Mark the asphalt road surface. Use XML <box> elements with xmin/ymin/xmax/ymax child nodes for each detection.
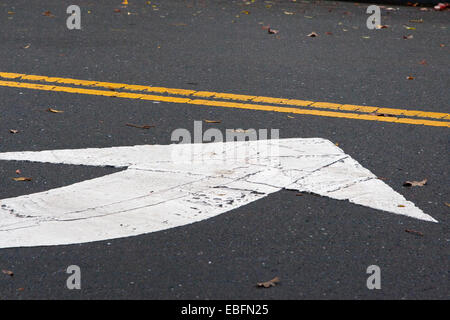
<box><xmin>0</xmin><ymin>0</ymin><xmax>448</xmax><ymax>300</ymax></box>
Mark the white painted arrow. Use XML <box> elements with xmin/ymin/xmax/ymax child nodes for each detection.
<box><xmin>0</xmin><ymin>138</ymin><xmax>436</xmax><ymax>248</ymax></box>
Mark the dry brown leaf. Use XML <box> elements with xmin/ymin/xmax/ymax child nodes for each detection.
<box><xmin>13</xmin><ymin>177</ymin><xmax>32</xmax><ymax>182</ymax></box>
<box><xmin>405</xmin><ymin>229</ymin><xmax>424</xmax><ymax>236</ymax></box>
<box><xmin>204</xmin><ymin>120</ymin><xmax>221</xmax><ymax>123</ymax></box>
<box><xmin>126</xmin><ymin>123</ymin><xmax>155</xmax><ymax>129</ymax></box>
<box><xmin>284</xmin><ymin>11</ymin><xmax>294</xmax><ymax>15</ymax></box>
<box><xmin>15</xmin><ymin>169</ymin><xmax>21</xmax><ymax>175</ymax></box>
<box><xmin>24</xmin><ymin>44</ymin><xmax>31</xmax><ymax>49</ymax></box>
<box><xmin>295</xmin><ymin>193</ymin><xmax>303</xmax><ymax>196</ymax></box>
<box><xmin>42</xmin><ymin>11</ymin><xmax>54</xmax><ymax>17</ymax></box>
<box><xmin>47</xmin><ymin>108</ymin><xmax>64</xmax><ymax>113</ymax></box>
<box><xmin>419</xmin><ymin>59</ymin><xmax>427</xmax><ymax>65</ymax></box>
<box><xmin>398</xmin><ymin>204</ymin><xmax>405</xmax><ymax>207</ymax></box>
<box><xmin>445</xmin><ymin>202</ymin><xmax>450</xmax><ymax>207</ymax></box>
<box><xmin>10</xmin><ymin>129</ymin><xmax>19</xmax><ymax>134</ymax></box>
<box><xmin>307</xmin><ymin>32</ymin><xmax>318</xmax><ymax>37</ymax></box>
<box><xmin>2</xmin><ymin>270</ymin><xmax>14</xmax><ymax>276</ymax></box>
<box><xmin>325</xmin><ymin>32</ymin><xmax>333</xmax><ymax>35</ymax></box>
<box><xmin>409</xmin><ymin>19</ymin><xmax>423</xmax><ymax>23</ymax></box>
<box><xmin>257</xmin><ymin>276</ymin><xmax>280</xmax><ymax>288</ymax></box>
<box><xmin>403</xmin><ymin>35</ymin><xmax>414</xmax><ymax>40</ymax></box>
<box><xmin>376</xmin><ymin>25</ymin><xmax>389</xmax><ymax>29</ymax></box>
<box><xmin>406</xmin><ymin>76</ymin><xmax>415</xmax><ymax>80</ymax></box>
<box><xmin>268</xmin><ymin>28</ymin><xmax>279</xmax><ymax>34</ymax></box>
<box><xmin>403</xmin><ymin>179</ymin><xmax>427</xmax><ymax>187</ymax></box>
<box><xmin>439</xmin><ymin>44</ymin><xmax>445</xmax><ymax>48</ymax></box>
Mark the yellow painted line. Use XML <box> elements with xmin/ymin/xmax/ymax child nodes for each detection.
<box><xmin>0</xmin><ymin>72</ymin><xmax>449</xmax><ymax>121</ymax></box>
<box><xmin>0</xmin><ymin>80</ymin><xmax>449</xmax><ymax>128</ymax></box>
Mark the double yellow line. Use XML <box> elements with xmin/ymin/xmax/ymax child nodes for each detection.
<box><xmin>0</xmin><ymin>72</ymin><xmax>449</xmax><ymax>127</ymax></box>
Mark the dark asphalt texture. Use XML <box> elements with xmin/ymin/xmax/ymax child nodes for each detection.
<box><xmin>0</xmin><ymin>0</ymin><xmax>448</xmax><ymax>299</ymax></box>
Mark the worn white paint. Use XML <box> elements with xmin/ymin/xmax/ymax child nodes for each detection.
<box><xmin>0</xmin><ymin>138</ymin><xmax>437</xmax><ymax>248</ymax></box>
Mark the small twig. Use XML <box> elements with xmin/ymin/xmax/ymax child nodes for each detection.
<box><xmin>126</xmin><ymin>123</ymin><xmax>155</xmax><ymax>129</ymax></box>
<box><xmin>405</xmin><ymin>229</ymin><xmax>424</xmax><ymax>237</ymax></box>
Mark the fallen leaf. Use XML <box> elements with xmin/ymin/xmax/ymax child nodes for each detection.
<box><xmin>15</xmin><ymin>169</ymin><xmax>21</xmax><ymax>175</ymax></box>
<box><xmin>376</xmin><ymin>25</ymin><xmax>389</xmax><ymax>29</ymax></box>
<box><xmin>434</xmin><ymin>3</ymin><xmax>449</xmax><ymax>10</ymax></box>
<box><xmin>406</xmin><ymin>76</ymin><xmax>415</xmax><ymax>80</ymax></box>
<box><xmin>403</xmin><ymin>179</ymin><xmax>427</xmax><ymax>187</ymax></box>
<box><xmin>257</xmin><ymin>276</ymin><xmax>280</xmax><ymax>288</ymax></box>
<box><xmin>42</xmin><ymin>11</ymin><xmax>54</xmax><ymax>17</ymax></box>
<box><xmin>114</xmin><ymin>9</ymin><xmax>121</xmax><ymax>13</ymax></box>
<box><xmin>398</xmin><ymin>204</ymin><xmax>405</xmax><ymax>207</ymax></box>
<box><xmin>409</xmin><ymin>19</ymin><xmax>423</xmax><ymax>23</ymax></box>
<box><xmin>307</xmin><ymin>32</ymin><xmax>318</xmax><ymax>37</ymax></box>
<box><xmin>419</xmin><ymin>59</ymin><xmax>427</xmax><ymax>65</ymax></box>
<box><xmin>405</xmin><ymin>229</ymin><xmax>424</xmax><ymax>236</ymax></box>
<box><xmin>284</xmin><ymin>11</ymin><xmax>295</xmax><ymax>15</ymax></box>
<box><xmin>295</xmin><ymin>193</ymin><xmax>303</xmax><ymax>196</ymax></box>
<box><xmin>126</xmin><ymin>123</ymin><xmax>155</xmax><ymax>129</ymax></box>
<box><xmin>268</xmin><ymin>28</ymin><xmax>279</xmax><ymax>34</ymax></box>
<box><xmin>10</xmin><ymin>129</ymin><xmax>19</xmax><ymax>134</ymax></box>
<box><xmin>439</xmin><ymin>44</ymin><xmax>445</xmax><ymax>47</ymax></box>
<box><xmin>404</xmin><ymin>26</ymin><xmax>416</xmax><ymax>30</ymax></box>
<box><xmin>13</xmin><ymin>177</ymin><xmax>32</xmax><ymax>182</ymax></box>
<box><xmin>204</xmin><ymin>120</ymin><xmax>221</xmax><ymax>123</ymax></box>
<box><xmin>241</xmin><ymin>10</ymin><xmax>250</xmax><ymax>15</ymax></box>
<box><xmin>445</xmin><ymin>202</ymin><xmax>450</xmax><ymax>207</ymax></box>
<box><xmin>2</xmin><ymin>270</ymin><xmax>13</xmax><ymax>276</ymax></box>
<box><xmin>325</xmin><ymin>32</ymin><xmax>333</xmax><ymax>35</ymax></box>
<box><xmin>287</xmin><ymin>115</ymin><xmax>295</xmax><ymax>118</ymax></box>
<box><xmin>8</xmin><ymin>11</ymin><xmax>14</xmax><ymax>15</ymax></box>
<box><xmin>403</xmin><ymin>35</ymin><xmax>413</xmax><ymax>40</ymax></box>
<box><xmin>362</xmin><ymin>36</ymin><xmax>370</xmax><ymax>39</ymax></box>
<box><xmin>420</xmin><ymin>7</ymin><xmax>430</xmax><ymax>11</ymax></box>
<box><xmin>17</xmin><ymin>288</ymin><xmax>24</xmax><ymax>292</ymax></box>
<box><xmin>23</xmin><ymin>44</ymin><xmax>31</xmax><ymax>49</ymax></box>
<box><xmin>47</xmin><ymin>108</ymin><xmax>64</xmax><ymax>113</ymax></box>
